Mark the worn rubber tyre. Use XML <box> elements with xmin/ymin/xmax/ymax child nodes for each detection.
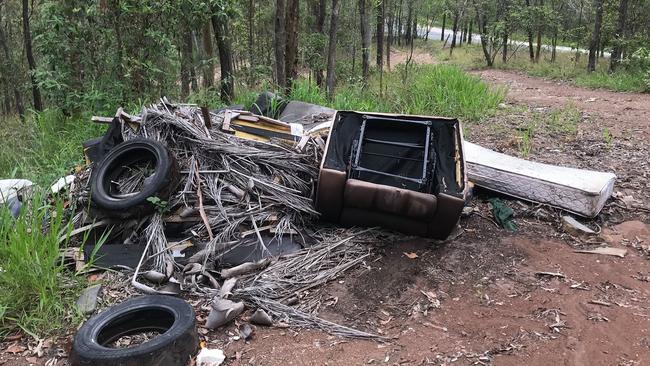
<box><xmin>70</xmin><ymin>295</ymin><xmax>198</xmax><ymax>366</ymax></box>
<box><xmin>90</xmin><ymin>138</ymin><xmax>179</xmax><ymax>215</ymax></box>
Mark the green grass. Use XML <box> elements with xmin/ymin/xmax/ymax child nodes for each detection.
<box><xmin>0</xmin><ymin>194</ymin><xmax>86</xmax><ymax>338</ymax></box>
<box><xmin>286</xmin><ymin>63</ymin><xmax>505</xmax><ymax>122</ymax></box>
<box><xmin>0</xmin><ymin>110</ymin><xmax>104</xmax><ymax>186</ymax></box>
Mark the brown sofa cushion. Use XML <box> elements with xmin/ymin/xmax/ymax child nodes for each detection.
<box><xmin>343</xmin><ymin>179</ymin><xmax>437</xmax><ymax>220</ymax></box>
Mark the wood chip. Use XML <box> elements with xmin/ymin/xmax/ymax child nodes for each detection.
<box><xmin>535</xmin><ymin>271</ymin><xmax>566</xmax><ymax>278</ymax></box>
<box><xmin>588</xmin><ymin>300</ymin><xmax>612</xmax><ymax>307</ymax></box>
<box><xmin>574</xmin><ymin>247</ymin><xmax>627</xmax><ymax>258</ymax></box>
<box><xmin>404</xmin><ymin>252</ymin><xmax>419</xmax><ymax>259</ymax></box>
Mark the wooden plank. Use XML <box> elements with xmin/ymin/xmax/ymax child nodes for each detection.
<box><xmin>91</xmin><ymin>116</ymin><xmax>114</xmax><ymax>124</ymax></box>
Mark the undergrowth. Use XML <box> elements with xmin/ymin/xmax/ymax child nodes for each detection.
<box><xmin>289</xmin><ymin>63</ymin><xmax>505</xmax><ymax>121</ymax></box>
<box><xmin>0</xmin><ymin>194</ymin><xmax>86</xmax><ymax>338</ymax></box>
<box><xmin>0</xmin><ymin>110</ymin><xmax>104</xmax><ymax>186</ymax></box>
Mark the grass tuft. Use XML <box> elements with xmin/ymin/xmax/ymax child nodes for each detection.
<box><xmin>0</xmin><ymin>194</ymin><xmax>85</xmax><ymax>338</ymax></box>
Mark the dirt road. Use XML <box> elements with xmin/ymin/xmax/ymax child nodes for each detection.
<box><xmin>475</xmin><ymin>69</ymin><xmax>650</xmax><ymax>141</ymax></box>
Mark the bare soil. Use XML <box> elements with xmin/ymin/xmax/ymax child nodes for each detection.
<box><xmin>3</xmin><ymin>69</ymin><xmax>650</xmax><ymax>366</ymax></box>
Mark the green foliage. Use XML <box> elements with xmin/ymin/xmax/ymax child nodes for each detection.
<box><xmin>288</xmin><ymin>64</ymin><xmax>505</xmax><ymax>122</ymax></box>
<box><xmin>602</xmin><ymin>127</ymin><xmax>613</xmax><ymax>148</ymax></box>
<box><xmin>518</xmin><ymin>122</ymin><xmax>535</xmax><ymax>158</ymax></box>
<box><xmin>0</xmin><ymin>111</ymin><xmax>103</xmax><ymax>186</ymax></box>
<box><xmin>545</xmin><ymin>103</ymin><xmax>581</xmax><ymax>135</ymax></box>
<box><xmin>0</xmin><ymin>194</ymin><xmax>84</xmax><ymax>337</ymax></box>
<box><xmin>146</xmin><ymin>196</ymin><xmax>170</xmax><ymax>214</ymax></box>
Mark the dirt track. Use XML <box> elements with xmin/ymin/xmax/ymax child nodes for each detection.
<box><xmin>475</xmin><ymin>69</ymin><xmax>650</xmax><ymax>141</ymax></box>
<box><xmin>2</xmin><ymin>69</ymin><xmax>650</xmax><ymax>366</ymax></box>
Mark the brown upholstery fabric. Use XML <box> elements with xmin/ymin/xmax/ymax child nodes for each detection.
<box><xmin>315</xmin><ymin>168</ymin><xmax>347</xmax><ymax>222</ymax></box>
<box><xmin>426</xmin><ymin>193</ymin><xmax>465</xmax><ymax>239</ymax></box>
<box><xmin>343</xmin><ymin>179</ymin><xmax>437</xmax><ymax>220</ymax></box>
<box><xmin>339</xmin><ymin>208</ymin><xmax>428</xmax><ymax>236</ymax></box>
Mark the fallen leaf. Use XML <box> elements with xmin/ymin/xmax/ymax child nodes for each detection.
<box><xmin>25</xmin><ymin>357</ymin><xmax>39</xmax><ymax>363</ymax></box>
<box><xmin>5</xmin><ymin>344</ymin><xmax>26</xmax><ymax>354</ymax></box>
<box><xmin>404</xmin><ymin>252</ymin><xmax>418</xmax><ymax>259</ymax></box>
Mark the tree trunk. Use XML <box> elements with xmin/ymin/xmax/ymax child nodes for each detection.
<box><xmin>274</xmin><ymin>0</ymin><xmax>286</xmax><ymax>89</ymax></box>
<box><xmin>525</xmin><ymin>0</ymin><xmax>535</xmax><ymax>61</ymax></box>
<box><xmin>610</xmin><ymin>0</ymin><xmax>628</xmax><ymax>72</ymax></box>
<box><xmin>326</xmin><ymin>0</ymin><xmax>341</xmax><ymax>99</ymax></box>
<box><xmin>396</xmin><ymin>0</ymin><xmax>402</xmax><ymax>46</ymax></box>
<box><xmin>0</xmin><ymin>17</ymin><xmax>24</xmax><ymax>117</ymax></box>
<box><xmin>404</xmin><ymin>1</ymin><xmax>412</xmax><ymax>44</ymax></box>
<box><xmin>202</xmin><ymin>24</ymin><xmax>215</xmax><ymax>88</ymax></box>
<box><xmin>211</xmin><ymin>13</ymin><xmax>235</xmax><ymax>102</ymax></box>
<box><xmin>285</xmin><ymin>0</ymin><xmax>300</xmax><ymax>92</ymax></box>
<box><xmin>587</xmin><ymin>0</ymin><xmax>604</xmax><ymax>72</ymax></box>
<box><xmin>376</xmin><ymin>0</ymin><xmax>385</xmax><ymax>67</ymax></box>
<box><xmin>501</xmin><ymin>0</ymin><xmax>508</xmax><ymax>63</ymax></box>
<box><xmin>412</xmin><ymin>14</ymin><xmax>417</xmax><ymax>41</ymax></box>
<box><xmin>313</xmin><ymin>0</ymin><xmax>327</xmax><ymax>87</ymax></box>
<box><xmin>22</xmin><ymin>0</ymin><xmax>42</xmax><ymax>111</ymax></box>
<box><xmin>551</xmin><ymin>29</ymin><xmax>557</xmax><ymax>62</ymax></box>
<box><xmin>359</xmin><ymin>0</ymin><xmax>371</xmax><ymax>86</ymax></box>
<box><xmin>386</xmin><ymin>0</ymin><xmax>393</xmax><ymax>71</ymax></box>
<box><xmin>424</xmin><ymin>12</ymin><xmax>431</xmax><ymax>41</ymax></box>
<box><xmin>180</xmin><ymin>31</ymin><xmax>192</xmax><ymax>100</ymax></box>
<box><xmin>450</xmin><ymin>10</ymin><xmax>459</xmax><ymax>55</ymax></box>
<box><xmin>248</xmin><ymin>0</ymin><xmax>255</xmax><ymax>83</ymax></box>
<box><xmin>534</xmin><ymin>0</ymin><xmax>543</xmax><ymax>63</ymax></box>
<box><xmin>441</xmin><ymin>12</ymin><xmax>446</xmax><ymax>41</ymax></box>
<box><xmin>468</xmin><ymin>19</ymin><xmax>473</xmax><ymax>44</ymax></box>
<box><xmin>473</xmin><ymin>0</ymin><xmax>493</xmax><ymax>67</ymax></box>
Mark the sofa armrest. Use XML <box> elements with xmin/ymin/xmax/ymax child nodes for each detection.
<box><xmin>427</xmin><ymin>193</ymin><xmax>465</xmax><ymax>239</ymax></box>
<box><xmin>316</xmin><ymin>168</ymin><xmax>347</xmax><ymax>222</ymax></box>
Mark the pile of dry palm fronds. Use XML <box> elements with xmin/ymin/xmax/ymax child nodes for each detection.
<box><xmin>67</xmin><ymin>99</ymin><xmax>389</xmax><ymax>338</ymax></box>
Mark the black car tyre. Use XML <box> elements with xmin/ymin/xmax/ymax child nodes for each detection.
<box><xmin>70</xmin><ymin>295</ymin><xmax>198</xmax><ymax>366</ymax></box>
<box><xmin>90</xmin><ymin>138</ymin><xmax>178</xmax><ymax>215</ymax></box>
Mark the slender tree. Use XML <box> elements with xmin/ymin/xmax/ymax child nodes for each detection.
<box><xmin>525</xmin><ymin>0</ymin><xmax>535</xmax><ymax>61</ymax></box>
<box><xmin>326</xmin><ymin>0</ymin><xmax>341</xmax><ymax>99</ymax></box>
<box><xmin>311</xmin><ymin>0</ymin><xmax>327</xmax><ymax>87</ymax></box>
<box><xmin>359</xmin><ymin>0</ymin><xmax>371</xmax><ymax>86</ymax></box>
<box><xmin>248</xmin><ymin>0</ymin><xmax>255</xmax><ymax>83</ymax></box>
<box><xmin>376</xmin><ymin>1</ymin><xmax>385</xmax><ymax>68</ymax></box>
<box><xmin>180</xmin><ymin>31</ymin><xmax>192</xmax><ymax>99</ymax></box>
<box><xmin>501</xmin><ymin>0</ymin><xmax>509</xmax><ymax>63</ymax></box>
<box><xmin>610</xmin><ymin>0</ymin><xmax>629</xmax><ymax>72</ymax></box>
<box><xmin>534</xmin><ymin>0</ymin><xmax>543</xmax><ymax>63</ymax></box>
<box><xmin>587</xmin><ymin>0</ymin><xmax>604</xmax><ymax>72</ymax></box>
<box><xmin>473</xmin><ymin>0</ymin><xmax>494</xmax><ymax>67</ymax></box>
<box><xmin>21</xmin><ymin>0</ymin><xmax>42</xmax><ymax>111</ymax></box>
<box><xmin>285</xmin><ymin>0</ymin><xmax>299</xmax><ymax>92</ymax></box>
<box><xmin>0</xmin><ymin>8</ymin><xmax>24</xmax><ymax>117</ymax></box>
<box><xmin>211</xmin><ymin>8</ymin><xmax>235</xmax><ymax>102</ymax></box>
<box><xmin>202</xmin><ymin>24</ymin><xmax>215</xmax><ymax>88</ymax></box>
<box><xmin>386</xmin><ymin>0</ymin><xmax>393</xmax><ymax>71</ymax></box>
<box><xmin>441</xmin><ymin>12</ymin><xmax>446</xmax><ymax>41</ymax></box>
<box><xmin>274</xmin><ymin>0</ymin><xmax>286</xmax><ymax>89</ymax></box>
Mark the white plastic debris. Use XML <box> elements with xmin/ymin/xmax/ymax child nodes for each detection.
<box><xmin>51</xmin><ymin>175</ymin><xmax>75</xmax><ymax>194</ymax></box>
<box><xmin>196</xmin><ymin>348</ymin><xmax>226</xmax><ymax>366</ymax></box>
<box><xmin>0</xmin><ymin>179</ymin><xmax>33</xmax><ymax>203</ymax></box>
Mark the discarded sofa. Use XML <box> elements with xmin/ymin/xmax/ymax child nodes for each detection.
<box><xmin>316</xmin><ymin>111</ymin><xmax>467</xmax><ymax>239</ymax></box>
